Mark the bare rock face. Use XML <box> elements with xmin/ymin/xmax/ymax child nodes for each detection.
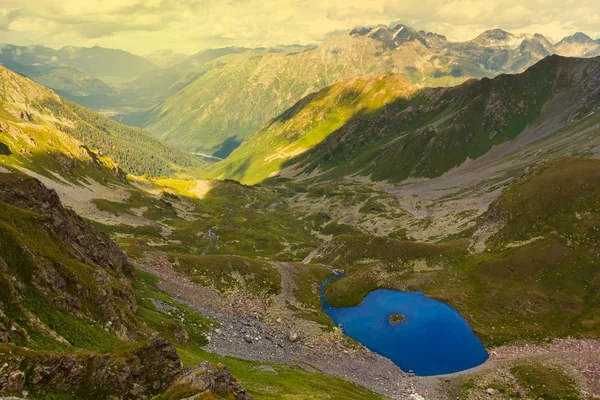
<box><xmin>0</xmin><ymin>173</ymin><xmax>132</xmax><ymax>274</ymax></box>
<box><xmin>0</xmin><ymin>338</ymin><xmax>182</xmax><ymax>399</ymax></box>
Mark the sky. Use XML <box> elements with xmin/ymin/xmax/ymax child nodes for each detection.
<box><xmin>1</xmin><ymin>0</ymin><xmax>599</xmax><ymax>55</ymax></box>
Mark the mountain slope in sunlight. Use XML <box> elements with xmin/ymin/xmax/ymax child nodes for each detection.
<box><xmin>123</xmin><ymin>25</ymin><xmax>598</xmax><ymax>158</ymax></box>
<box><xmin>211</xmin><ymin>55</ymin><xmax>600</xmax><ymax>185</ymax></box>
<box><xmin>208</xmin><ymin>74</ymin><xmax>419</xmax><ymax>184</ymax></box>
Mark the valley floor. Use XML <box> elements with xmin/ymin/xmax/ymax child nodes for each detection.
<box><xmin>4</xmin><ymin>157</ymin><xmax>599</xmax><ymax>399</ymax></box>
<box><xmin>136</xmin><ymin>251</ymin><xmax>600</xmax><ymax>400</ymax></box>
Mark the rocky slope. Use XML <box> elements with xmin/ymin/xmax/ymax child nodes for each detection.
<box><xmin>555</xmin><ymin>32</ymin><xmax>600</xmax><ymax>57</ymax></box>
<box><xmin>0</xmin><ymin>170</ymin><xmax>140</xmax><ymax>347</ymax></box>
<box><xmin>0</xmin><ymin>169</ymin><xmax>254</xmax><ymax>399</ymax></box>
<box><xmin>210</xmin><ymin>55</ymin><xmax>600</xmax><ymax>184</ymax></box>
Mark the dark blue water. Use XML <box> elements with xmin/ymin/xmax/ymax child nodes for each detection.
<box><xmin>321</xmin><ymin>281</ymin><xmax>488</xmax><ymax>376</ymax></box>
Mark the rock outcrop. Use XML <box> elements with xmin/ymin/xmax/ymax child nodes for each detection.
<box><xmin>159</xmin><ymin>361</ymin><xmax>253</xmax><ymax>400</ymax></box>
<box><xmin>0</xmin><ymin>338</ymin><xmax>182</xmax><ymax>399</ymax></box>
<box><xmin>0</xmin><ymin>172</ymin><xmax>132</xmax><ymax>274</ymax></box>
<box><xmin>0</xmin><ymin>171</ymin><xmax>140</xmax><ymax>346</ymax></box>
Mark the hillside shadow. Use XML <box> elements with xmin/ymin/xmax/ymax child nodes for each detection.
<box><xmin>269</xmin><ymin>85</ymin><xmax>363</xmax><ymax>126</ymax></box>
<box><xmin>213</xmin><ymin>137</ymin><xmax>243</xmax><ymax>159</ymax></box>
<box><xmin>0</xmin><ymin>141</ymin><xmax>12</xmax><ymax>155</ymax></box>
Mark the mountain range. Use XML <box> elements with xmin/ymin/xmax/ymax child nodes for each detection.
<box><xmin>2</xmin><ymin>26</ymin><xmax>599</xmax><ymax>158</ymax></box>
<box><xmin>126</xmin><ymin>26</ymin><xmax>600</xmax><ymax>157</ymax></box>
<box><xmin>209</xmin><ymin>54</ymin><xmax>600</xmax><ymax>185</ymax></box>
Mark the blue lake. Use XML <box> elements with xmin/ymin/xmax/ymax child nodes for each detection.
<box><xmin>322</xmin><ymin>286</ymin><xmax>489</xmax><ymax>376</ymax></box>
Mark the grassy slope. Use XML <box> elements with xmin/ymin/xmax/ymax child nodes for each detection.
<box><xmin>93</xmin><ymin>179</ymin><xmax>320</xmax><ymax>262</ymax></box>
<box><xmin>0</xmin><ymin>171</ymin><xmax>147</xmax><ymax>353</ymax></box>
<box><xmin>0</xmin><ymin>171</ymin><xmax>382</xmax><ymax>400</ymax></box>
<box><xmin>211</xmin><ymin>55</ymin><xmax>599</xmax><ymax>185</ymax></box>
<box><xmin>208</xmin><ymin>74</ymin><xmax>418</xmax><ymax>184</ymax></box>
<box><xmin>322</xmin><ymin>157</ymin><xmax>600</xmax><ymax>346</ymax></box>
<box><xmin>0</xmin><ymin>64</ymin><xmax>202</xmax><ymax>177</ymax></box>
<box><xmin>449</xmin><ymin>360</ymin><xmax>582</xmax><ymax>400</ymax></box>
<box><xmin>135</xmin><ymin>28</ymin><xmax>563</xmax><ymax>158</ymax></box>
<box><xmin>142</xmin><ymin>36</ymin><xmax>472</xmax><ymax>157</ymax></box>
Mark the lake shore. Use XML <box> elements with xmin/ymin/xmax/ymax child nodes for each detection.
<box><xmin>137</xmin><ymin>251</ymin><xmax>600</xmax><ymax>399</ymax></box>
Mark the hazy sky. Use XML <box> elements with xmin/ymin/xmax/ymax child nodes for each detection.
<box><xmin>1</xmin><ymin>0</ymin><xmax>599</xmax><ymax>55</ymax></box>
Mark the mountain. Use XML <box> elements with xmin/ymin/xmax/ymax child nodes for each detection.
<box><xmin>208</xmin><ymin>74</ymin><xmax>419</xmax><ymax>183</ymax></box>
<box><xmin>0</xmin><ymin>65</ymin><xmax>202</xmax><ymax>177</ymax></box>
<box><xmin>0</xmin><ymin>65</ymin><xmax>390</xmax><ymax>400</ymax></box>
<box><xmin>0</xmin><ymin>45</ymin><xmax>116</xmax><ymax>99</ymax></box>
<box><xmin>56</xmin><ymin>45</ymin><xmax>159</xmax><ymax>81</ymax></box>
<box><xmin>0</xmin><ymin>44</ymin><xmax>158</xmax><ymax>82</ymax></box>
<box><xmin>209</xmin><ymin>55</ymin><xmax>600</xmax><ymax>184</ymax></box>
<box><xmin>110</xmin><ymin>47</ymin><xmax>253</xmax><ymax>116</ymax></box>
<box><xmin>0</xmin><ymin>44</ymin><xmax>159</xmax><ymax>107</ymax></box>
<box><xmin>144</xmin><ymin>49</ymin><xmax>189</xmax><ymax>68</ymax></box>
<box><xmin>1</xmin><ymin>45</ymin><xmax>599</xmax><ymax>398</ymax></box>
<box><xmin>131</xmin><ymin>29</ymin><xmax>475</xmax><ymax>157</ymax></box>
<box><xmin>124</xmin><ymin>25</ymin><xmax>596</xmax><ymax>158</ymax></box>
<box><xmin>555</xmin><ymin>32</ymin><xmax>600</xmax><ymax>56</ymax></box>
<box><xmin>350</xmin><ymin>24</ymin><xmax>447</xmax><ymax>49</ymax></box>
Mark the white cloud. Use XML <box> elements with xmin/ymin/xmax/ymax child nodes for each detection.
<box><xmin>0</xmin><ymin>0</ymin><xmax>598</xmax><ymax>55</ymax></box>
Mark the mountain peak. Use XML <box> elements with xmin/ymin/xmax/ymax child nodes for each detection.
<box><xmin>349</xmin><ymin>24</ymin><xmax>439</xmax><ymax>49</ymax></box>
<box><xmin>472</xmin><ymin>29</ymin><xmax>514</xmax><ymax>45</ymax></box>
<box><xmin>478</xmin><ymin>28</ymin><xmax>513</xmax><ymax>38</ymax></box>
<box><xmin>554</xmin><ymin>32</ymin><xmax>599</xmax><ymax>56</ymax></box>
<box><xmin>558</xmin><ymin>32</ymin><xmax>594</xmax><ymax>44</ymax></box>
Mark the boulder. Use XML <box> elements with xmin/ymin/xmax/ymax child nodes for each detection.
<box><xmin>171</xmin><ymin>361</ymin><xmax>253</xmax><ymax>400</ymax></box>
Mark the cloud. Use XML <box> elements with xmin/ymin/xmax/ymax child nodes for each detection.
<box><xmin>0</xmin><ymin>0</ymin><xmax>598</xmax><ymax>54</ymax></box>
<box><xmin>0</xmin><ymin>8</ymin><xmax>22</xmax><ymax>30</ymax></box>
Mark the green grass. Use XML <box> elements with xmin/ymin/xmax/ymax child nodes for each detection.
<box><xmin>173</xmin><ymin>254</ymin><xmax>281</xmax><ymax>297</ymax></box>
<box><xmin>449</xmin><ymin>361</ymin><xmax>581</xmax><ymax>400</ymax></box>
<box><xmin>131</xmin><ymin>269</ymin><xmax>213</xmax><ymax>346</ymax></box>
<box><xmin>510</xmin><ymin>362</ymin><xmax>580</xmax><ymax>400</ymax></box>
<box><xmin>0</xmin><ymin>196</ymin><xmax>133</xmax><ymax>352</ymax></box>
<box><xmin>207</xmin><ymin>74</ymin><xmax>417</xmax><ymax>184</ymax></box>
<box><xmin>177</xmin><ymin>346</ymin><xmax>385</xmax><ymax>400</ymax></box>
<box><xmin>207</xmin><ymin>55</ymin><xmax>595</xmax><ymax>186</ymax></box>
<box><xmin>322</xmin><ymin>158</ymin><xmax>600</xmax><ymax>346</ymax></box>
<box><xmin>493</xmin><ymin>157</ymin><xmax>600</xmax><ymax>245</ymax></box>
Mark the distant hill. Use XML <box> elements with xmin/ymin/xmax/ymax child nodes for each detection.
<box><xmin>0</xmin><ymin>65</ymin><xmax>202</xmax><ymax>177</ymax></box>
<box><xmin>55</xmin><ymin>45</ymin><xmax>159</xmax><ymax>80</ymax></box>
<box><xmin>0</xmin><ymin>44</ymin><xmax>159</xmax><ymax>106</ymax></box>
<box><xmin>209</xmin><ymin>55</ymin><xmax>600</xmax><ymax>184</ymax></box>
<box><xmin>144</xmin><ymin>49</ymin><xmax>189</xmax><ymax>68</ymax></box>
